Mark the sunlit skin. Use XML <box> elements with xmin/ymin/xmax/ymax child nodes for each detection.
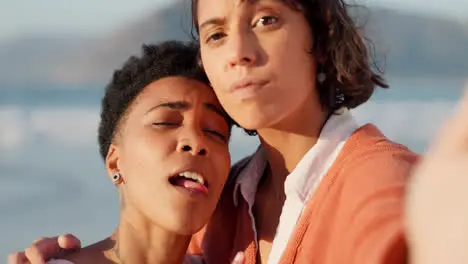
<box><xmin>197</xmin><ymin>0</ymin><xmax>328</xmax><ymax>262</ymax></box>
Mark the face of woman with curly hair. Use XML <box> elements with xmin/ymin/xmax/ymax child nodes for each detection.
<box><xmin>107</xmin><ymin>77</ymin><xmax>231</xmax><ymax>235</ymax></box>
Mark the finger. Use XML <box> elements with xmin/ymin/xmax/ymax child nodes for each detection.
<box><xmin>7</xmin><ymin>252</ymin><xmax>27</xmax><ymax>264</ymax></box>
<box><xmin>231</xmin><ymin>252</ymin><xmax>245</xmax><ymax>264</ymax></box>
<box><xmin>32</xmin><ymin>237</ymin><xmax>48</xmax><ymax>245</ymax></box>
<box><xmin>448</xmin><ymin>82</ymin><xmax>468</xmax><ymax>134</ymax></box>
<box><xmin>58</xmin><ymin>234</ymin><xmax>81</xmax><ymax>249</ymax></box>
<box><xmin>459</xmin><ymin>80</ymin><xmax>468</xmax><ymax>113</ymax></box>
<box><xmin>24</xmin><ymin>245</ymin><xmax>45</xmax><ymax>264</ymax></box>
<box><xmin>24</xmin><ymin>236</ymin><xmax>67</xmax><ymax>262</ymax></box>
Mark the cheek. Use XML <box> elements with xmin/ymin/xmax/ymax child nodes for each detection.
<box><xmin>211</xmin><ymin>89</ymin><xmax>233</xmax><ymax>115</ymax></box>
<box><xmin>271</xmin><ymin>31</ymin><xmax>314</xmax><ymax>72</ymax></box>
<box><xmin>200</xmin><ymin>49</ymin><xmax>226</xmax><ymax>90</ymax></box>
<box><xmin>205</xmin><ymin>75</ymin><xmax>236</xmax><ymax>113</ymax></box>
<box><xmin>119</xmin><ymin>134</ymin><xmax>172</xmax><ymax>179</ymax></box>
<box><xmin>120</xmin><ymin>136</ymin><xmax>172</xmax><ymax>209</ymax></box>
<box><xmin>271</xmin><ymin>36</ymin><xmax>316</xmax><ymax>95</ymax></box>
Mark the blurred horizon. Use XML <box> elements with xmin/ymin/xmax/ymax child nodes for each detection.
<box><xmin>1</xmin><ymin>0</ymin><xmax>467</xmax><ymax>41</ymax></box>
<box><xmin>1</xmin><ymin>0</ymin><xmax>468</xmax><ymax>87</ymax></box>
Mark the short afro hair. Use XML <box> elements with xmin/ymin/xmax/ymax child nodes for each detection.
<box><xmin>98</xmin><ymin>40</ymin><xmax>228</xmax><ymax>161</ymax></box>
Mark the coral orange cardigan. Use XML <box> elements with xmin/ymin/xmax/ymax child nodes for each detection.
<box><xmin>188</xmin><ymin>124</ymin><xmax>418</xmax><ymax>264</ymax></box>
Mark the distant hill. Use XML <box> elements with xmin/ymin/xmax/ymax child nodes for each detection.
<box><xmin>0</xmin><ymin>36</ymin><xmax>88</xmax><ymax>86</ymax></box>
<box><xmin>366</xmin><ymin>8</ymin><xmax>468</xmax><ymax>77</ymax></box>
<box><xmin>1</xmin><ymin>1</ymin><xmax>467</xmax><ymax>86</ymax></box>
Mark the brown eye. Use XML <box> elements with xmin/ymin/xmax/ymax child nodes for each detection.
<box><xmin>206</xmin><ymin>32</ymin><xmax>226</xmax><ymax>43</ymax></box>
<box><xmin>254</xmin><ymin>16</ymin><xmax>279</xmax><ymax>27</ymax></box>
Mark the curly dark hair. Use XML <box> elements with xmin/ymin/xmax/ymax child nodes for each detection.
<box><xmin>190</xmin><ymin>0</ymin><xmax>388</xmax><ymax>111</ymax></box>
<box><xmin>98</xmin><ymin>40</ymin><xmax>232</xmax><ymax>160</ymax></box>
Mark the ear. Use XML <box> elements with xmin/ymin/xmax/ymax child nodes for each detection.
<box><xmin>314</xmin><ymin>43</ymin><xmax>326</xmax><ymax>64</ymax></box>
<box><xmin>317</xmin><ymin>56</ymin><xmax>326</xmax><ymax>64</ymax></box>
<box><xmin>311</xmin><ymin>32</ymin><xmax>327</xmax><ymax>65</ymax></box>
<box><xmin>105</xmin><ymin>144</ymin><xmax>121</xmax><ymax>182</ymax></box>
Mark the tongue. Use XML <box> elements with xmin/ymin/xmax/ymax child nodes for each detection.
<box><xmin>172</xmin><ymin>177</ymin><xmax>208</xmax><ymax>195</ymax></box>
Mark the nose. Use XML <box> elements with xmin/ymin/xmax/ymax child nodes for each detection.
<box><xmin>177</xmin><ymin>144</ymin><xmax>207</xmax><ymax>156</ymax></box>
<box><xmin>226</xmin><ymin>29</ymin><xmax>258</xmax><ymax>69</ymax></box>
<box><xmin>176</xmin><ymin>131</ymin><xmax>208</xmax><ymax>157</ymax></box>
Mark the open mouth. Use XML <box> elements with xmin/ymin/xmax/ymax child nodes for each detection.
<box><xmin>169</xmin><ymin>171</ymin><xmax>209</xmax><ymax>195</ymax></box>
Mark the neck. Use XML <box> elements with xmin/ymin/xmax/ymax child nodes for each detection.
<box><xmin>108</xmin><ymin>207</ymin><xmax>191</xmax><ymax>264</ymax></box>
<box><xmin>257</xmin><ymin>100</ymin><xmax>329</xmax><ymax>193</ymax></box>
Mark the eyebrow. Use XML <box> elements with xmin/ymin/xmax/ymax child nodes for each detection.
<box><xmin>204</xmin><ymin>103</ymin><xmax>229</xmax><ymax>123</ymax></box>
<box><xmin>199</xmin><ymin>17</ymin><xmax>226</xmax><ymax>31</ymax></box>
<box><xmin>145</xmin><ymin>101</ymin><xmax>228</xmax><ymax>123</ymax></box>
<box><xmin>145</xmin><ymin>101</ymin><xmax>189</xmax><ymax>114</ymax></box>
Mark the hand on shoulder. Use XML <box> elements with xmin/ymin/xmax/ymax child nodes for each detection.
<box><xmin>7</xmin><ymin>234</ymin><xmax>81</xmax><ymax>264</ymax></box>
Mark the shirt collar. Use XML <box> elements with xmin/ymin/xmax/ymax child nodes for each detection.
<box><xmin>284</xmin><ymin>107</ymin><xmax>359</xmax><ymax>202</ymax></box>
<box><xmin>232</xmin><ymin>107</ymin><xmax>359</xmax><ymax>206</ymax></box>
<box><xmin>232</xmin><ymin>146</ymin><xmax>267</xmax><ymax>206</ymax></box>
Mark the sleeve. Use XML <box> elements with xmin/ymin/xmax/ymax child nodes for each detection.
<box><xmin>187</xmin><ymin>227</ymin><xmax>205</xmax><ymax>255</ymax></box>
<box><xmin>342</xmin><ymin>149</ymin><xmax>418</xmax><ymax>264</ymax></box>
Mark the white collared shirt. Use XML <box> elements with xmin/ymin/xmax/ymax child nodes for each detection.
<box><xmin>233</xmin><ymin>108</ymin><xmax>359</xmax><ymax>264</ymax></box>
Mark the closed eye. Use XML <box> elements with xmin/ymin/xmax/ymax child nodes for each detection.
<box><xmin>204</xmin><ymin>129</ymin><xmax>227</xmax><ymax>142</ymax></box>
<box><xmin>152</xmin><ymin>122</ymin><xmax>179</xmax><ymax>127</ymax></box>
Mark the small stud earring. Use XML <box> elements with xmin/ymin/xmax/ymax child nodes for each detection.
<box><xmin>112</xmin><ymin>173</ymin><xmax>124</xmax><ymax>185</ymax></box>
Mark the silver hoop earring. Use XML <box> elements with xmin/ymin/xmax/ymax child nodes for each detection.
<box><xmin>112</xmin><ymin>173</ymin><xmax>123</xmax><ymax>184</ymax></box>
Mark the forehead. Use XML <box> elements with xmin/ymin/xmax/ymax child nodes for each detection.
<box><xmin>197</xmin><ymin>0</ymin><xmax>282</xmax><ymax>21</ymax></box>
<box><xmin>132</xmin><ymin>76</ymin><xmax>219</xmax><ymax>110</ymax></box>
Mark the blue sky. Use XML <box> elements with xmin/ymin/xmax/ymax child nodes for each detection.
<box><xmin>1</xmin><ymin>0</ymin><xmax>467</xmax><ymax>40</ymax></box>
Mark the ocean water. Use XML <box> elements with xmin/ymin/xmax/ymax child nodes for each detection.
<box><xmin>0</xmin><ymin>77</ymin><xmax>465</xmax><ymax>260</ymax></box>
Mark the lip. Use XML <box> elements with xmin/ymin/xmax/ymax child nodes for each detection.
<box><xmin>169</xmin><ymin>167</ymin><xmax>209</xmax><ymax>187</ymax></box>
<box><xmin>229</xmin><ymin>78</ymin><xmax>268</xmax><ymax>99</ymax></box>
<box><xmin>168</xmin><ymin>167</ymin><xmax>210</xmax><ymax>196</ymax></box>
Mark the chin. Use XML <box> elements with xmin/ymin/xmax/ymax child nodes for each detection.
<box><xmin>229</xmin><ymin>104</ymin><xmax>281</xmax><ymax>131</ymax></box>
<box><xmin>233</xmin><ymin>113</ymin><xmax>277</xmax><ymax>131</ymax></box>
